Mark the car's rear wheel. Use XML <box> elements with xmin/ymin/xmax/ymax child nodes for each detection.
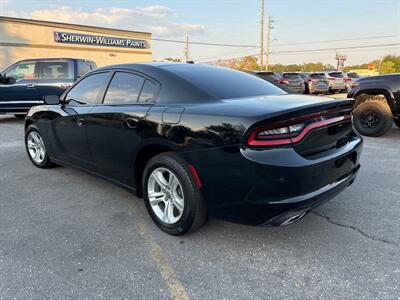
<box><xmin>353</xmin><ymin>100</ymin><xmax>393</xmax><ymax>137</ymax></box>
<box><xmin>25</xmin><ymin>124</ymin><xmax>53</xmax><ymax>168</ymax></box>
<box><xmin>143</xmin><ymin>152</ymin><xmax>206</xmax><ymax>235</ymax></box>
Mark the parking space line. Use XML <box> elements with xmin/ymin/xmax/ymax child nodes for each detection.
<box><xmin>137</xmin><ymin>219</ymin><xmax>190</xmax><ymax>300</ymax></box>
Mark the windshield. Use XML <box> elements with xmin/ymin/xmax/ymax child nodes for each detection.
<box><xmin>347</xmin><ymin>73</ymin><xmax>360</xmax><ymax>78</ymax></box>
<box><xmin>163</xmin><ymin>64</ymin><xmax>287</xmax><ymax>100</ymax></box>
<box><xmin>282</xmin><ymin>73</ymin><xmax>301</xmax><ymax>80</ymax></box>
<box><xmin>310</xmin><ymin>73</ymin><xmax>326</xmax><ymax>79</ymax></box>
<box><xmin>328</xmin><ymin>72</ymin><xmax>344</xmax><ymax>78</ymax></box>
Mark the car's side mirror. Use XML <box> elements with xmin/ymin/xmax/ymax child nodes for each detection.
<box><xmin>6</xmin><ymin>76</ymin><xmax>16</xmax><ymax>84</ymax></box>
<box><xmin>44</xmin><ymin>95</ymin><xmax>60</xmax><ymax>105</ymax></box>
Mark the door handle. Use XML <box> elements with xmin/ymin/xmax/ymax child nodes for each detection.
<box><xmin>60</xmin><ymin>83</ymin><xmax>72</xmax><ymax>89</ymax></box>
<box><xmin>77</xmin><ymin>118</ymin><xmax>85</xmax><ymax>127</ymax></box>
<box><xmin>26</xmin><ymin>84</ymin><xmax>36</xmax><ymax>88</ymax></box>
<box><xmin>125</xmin><ymin>118</ymin><xmax>139</xmax><ymax>128</ymax></box>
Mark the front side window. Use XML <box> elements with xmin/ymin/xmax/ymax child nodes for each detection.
<box><xmin>42</xmin><ymin>61</ymin><xmax>74</xmax><ymax>80</ymax></box>
<box><xmin>103</xmin><ymin>72</ymin><xmax>145</xmax><ymax>104</ymax></box>
<box><xmin>65</xmin><ymin>72</ymin><xmax>109</xmax><ymax>105</ymax></box>
<box><xmin>5</xmin><ymin>62</ymin><xmax>36</xmax><ymax>81</ymax></box>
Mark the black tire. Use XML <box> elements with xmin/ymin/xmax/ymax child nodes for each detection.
<box><xmin>394</xmin><ymin>118</ymin><xmax>400</xmax><ymax>128</ymax></box>
<box><xmin>142</xmin><ymin>152</ymin><xmax>206</xmax><ymax>235</ymax></box>
<box><xmin>25</xmin><ymin>124</ymin><xmax>54</xmax><ymax>168</ymax></box>
<box><xmin>353</xmin><ymin>100</ymin><xmax>393</xmax><ymax>137</ymax></box>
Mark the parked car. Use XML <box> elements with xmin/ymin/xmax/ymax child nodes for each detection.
<box><xmin>25</xmin><ymin>63</ymin><xmax>362</xmax><ymax>235</ymax></box>
<box><xmin>324</xmin><ymin>71</ymin><xmax>346</xmax><ymax>93</ymax></box>
<box><xmin>245</xmin><ymin>70</ymin><xmax>292</xmax><ymax>93</ymax></box>
<box><xmin>253</xmin><ymin>71</ymin><xmax>280</xmax><ymax>83</ymax></box>
<box><xmin>279</xmin><ymin>72</ymin><xmax>306</xmax><ymax>93</ymax></box>
<box><xmin>345</xmin><ymin>72</ymin><xmax>361</xmax><ymax>90</ymax></box>
<box><xmin>348</xmin><ymin>73</ymin><xmax>400</xmax><ymax>136</ymax></box>
<box><xmin>0</xmin><ymin>58</ymin><xmax>97</xmax><ymax>117</ymax></box>
<box><xmin>307</xmin><ymin>73</ymin><xmax>330</xmax><ymax>94</ymax></box>
<box><xmin>299</xmin><ymin>73</ymin><xmax>311</xmax><ymax>94</ymax></box>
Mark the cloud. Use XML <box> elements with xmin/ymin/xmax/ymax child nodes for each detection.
<box><xmin>12</xmin><ymin>5</ymin><xmax>205</xmax><ymax>37</ymax></box>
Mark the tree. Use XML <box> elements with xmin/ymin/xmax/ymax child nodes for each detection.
<box><xmin>237</xmin><ymin>56</ymin><xmax>259</xmax><ymax>71</ymax></box>
<box><xmin>380</xmin><ymin>61</ymin><xmax>396</xmax><ymax>74</ymax></box>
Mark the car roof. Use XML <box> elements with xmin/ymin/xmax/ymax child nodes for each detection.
<box><xmin>18</xmin><ymin>58</ymin><xmax>94</xmax><ymax>62</ymax></box>
<box><xmin>95</xmin><ymin>62</ymin><xmax>217</xmax><ymax>103</ymax></box>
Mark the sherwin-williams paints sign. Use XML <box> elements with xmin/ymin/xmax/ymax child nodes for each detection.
<box><xmin>54</xmin><ymin>32</ymin><xmax>149</xmax><ymax>49</ymax></box>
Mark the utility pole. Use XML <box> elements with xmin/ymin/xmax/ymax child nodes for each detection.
<box><xmin>184</xmin><ymin>35</ymin><xmax>189</xmax><ymax>62</ymax></box>
<box><xmin>260</xmin><ymin>0</ymin><xmax>264</xmax><ymax>70</ymax></box>
<box><xmin>265</xmin><ymin>16</ymin><xmax>274</xmax><ymax>71</ymax></box>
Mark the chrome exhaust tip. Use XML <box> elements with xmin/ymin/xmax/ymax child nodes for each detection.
<box><xmin>280</xmin><ymin>212</ymin><xmax>307</xmax><ymax>226</ymax></box>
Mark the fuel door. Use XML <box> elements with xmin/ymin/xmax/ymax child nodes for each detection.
<box><xmin>162</xmin><ymin>107</ymin><xmax>185</xmax><ymax>124</ymax></box>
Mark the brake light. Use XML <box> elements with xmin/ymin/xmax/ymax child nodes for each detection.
<box><xmin>279</xmin><ymin>79</ymin><xmax>289</xmax><ymax>84</ymax></box>
<box><xmin>327</xmin><ymin>77</ymin><xmax>336</xmax><ymax>81</ymax></box>
<box><xmin>345</xmin><ymin>78</ymin><xmax>352</xmax><ymax>82</ymax></box>
<box><xmin>247</xmin><ymin>109</ymin><xmax>351</xmax><ymax>147</ymax></box>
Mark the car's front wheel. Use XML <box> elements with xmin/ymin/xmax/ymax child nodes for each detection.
<box><xmin>143</xmin><ymin>153</ymin><xmax>206</xmax><ymax>235</ymax></box>
<box><xmin>25</xmin><ymin>124</ymin><xmax>53</xmax><ymax>168</ymax></box>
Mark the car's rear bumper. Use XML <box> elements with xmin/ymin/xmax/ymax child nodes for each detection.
<box><xmin>181</xmin><ymin>135</ymin><xmax>363</xmax><ymax>225</ymax></box>
<box><xmin>309</xmin><ymin>84</ymin><xmax>329</xmax><ymax>92</ymax></box>
<box><xmin>261</xmin><ymin>166</ymin><xmax>358</xmax><ymax>225</ymax></box>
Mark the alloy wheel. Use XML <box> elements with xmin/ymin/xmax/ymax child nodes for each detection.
<box><xmin>147</xmin><ymin>167</ymin><xmax>184</xmax><ymax>224</ymax></box>
<box><xmin>360</xmin><ymin>111</ymin><xmax>379</xmax><ymax>128</ymax></box>
<box><xmin>27</xmin><ymin>131</ymin><xmax>46</xmax><ymax>164</ymax></box>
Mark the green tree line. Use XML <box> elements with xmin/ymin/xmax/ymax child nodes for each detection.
<box><xmin>216</xmin><ymin>54</ymin><xmax>400</xmax><ymax>74</ymax></box>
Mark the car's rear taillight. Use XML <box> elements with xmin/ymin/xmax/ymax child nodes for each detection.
<box><xmin>327</xmin><ymin>77</ymin><xmax>336</xmax><ymax>81</ymax></box>
<box><xmin>247</xmin><ymin>109</ymin><xmax>352</xmax><ymax>147</ymax></box>
<box><xmin>345</xmin><ymin>78</ymin><xmax>352</xmax><ymax>82</ymax></box>
<box><xmin>279</xmin><ymin>79</ymin><xmax>289</xmax><ymax>84</ymax></box>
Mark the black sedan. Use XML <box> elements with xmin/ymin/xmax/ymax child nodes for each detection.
<box><xmin>24</xmin><ymin>63</ymin><xmax>363</xmax><ymax>235</ymax></box>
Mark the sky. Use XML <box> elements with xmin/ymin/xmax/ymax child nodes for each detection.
<box><xmin>1</xmin><ymin>0</ymin><xmax>399</xmax><ymax>66</ymax></box>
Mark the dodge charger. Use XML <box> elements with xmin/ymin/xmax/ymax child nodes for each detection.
<box><xmin>24</xmin><ymin>63</ymin><xmax>363</xmax><ymax>235</ymax></box>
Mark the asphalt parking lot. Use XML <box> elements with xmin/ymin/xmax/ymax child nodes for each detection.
<box><xmin>0</xmin><ymin>114</ymin><xmax>399</xmax><ymax>299</ymax></box>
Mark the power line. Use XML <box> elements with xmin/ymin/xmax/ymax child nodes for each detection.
<box><xmin>200</xmin><ymin>42</ymin><xmax>400</xmax><ymax>63</ymax></box>
<box><xmin>151</xmin><ymin>35</ymin><xmax>398</xmax><ymax>48</ymax></box>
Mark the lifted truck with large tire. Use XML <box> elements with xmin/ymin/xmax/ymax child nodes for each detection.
<box><xmin>348</xmin><ymin>74</ymin><xmax>400</xmax><ymax>137</ymax></box>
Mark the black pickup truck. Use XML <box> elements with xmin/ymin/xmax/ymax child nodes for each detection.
<box><xmin>0</xmin><ymin>58</ymin><xmax>96</xmax><ymax>117</ymax></box>
<box><xmin>348</xmin><ymin>74</ymin><xmax>400</xmax><ymax>136</ymax></box>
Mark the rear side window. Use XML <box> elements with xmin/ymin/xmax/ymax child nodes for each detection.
<box><xmin>282</xmin><ymin>73</ymin><xmax>301</xmax><ymax>79</ymax></box>
<box><xmin>77</xmin><ymin>61</ymin><xmax>93</xmax><ymax>78</ymax></box>
<box><xmin>328</xmin><ymin>72</ymin><xmax>344</xmax><ymax>78</ymax></box>
<box><xmin>163</xmin><ymin>64</ymin><xmax>286</xmax><ymax>100</ymax></box>
<box><xmin>42</xmin><ymin>61</ymin><xmax>73</xmax><ymax>80</ymax></box>
<box><xmin>310</xmin><ymin>73</ymin><xmax>326</xmax><ymax>79</ymax></box>
<box><xmin>138</xmin><ymin>80</ymin><xmax>157</xmax><ymax>103</ymax></box>
<box><xmin>5</xmin><ymin>61</ymin><xmax>37</xmax><ymax>81</ymax></box>
<box><xmin>65</xmin><ymin>72</ymin><xmax>109</xmax><ymax>105</ymax></box>
<box><xmin>103</xmin><ymin>72</ymin><xmax>144</xmax><ymax>104</ymax></box>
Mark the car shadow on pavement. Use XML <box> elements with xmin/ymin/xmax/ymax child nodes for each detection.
<box><xmin>0</xmin><ymin>115</ymin><xmax>24</xmax><ymax>124</ymax></box>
